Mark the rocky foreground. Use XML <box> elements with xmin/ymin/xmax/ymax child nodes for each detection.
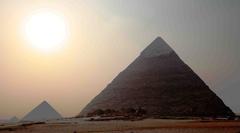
<box><xmin>0</xmin><ymin>119</ymin><xmax>240</xmax><ymax>133</ymax></box>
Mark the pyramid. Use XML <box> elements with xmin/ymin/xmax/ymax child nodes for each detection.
<box><xmin>79</xmin><ymin>37</ymin><xmax>234</xmax><ymax>118</ymax></box>
<box><xmin>22</xmin><ymin>101</ymin><xmax>62</xmax><ymax>121</ymax></box>
<box><xmin>8</xmin><ymin>116</ymin><xmax>19</xmax><ymax>123</ymax></box>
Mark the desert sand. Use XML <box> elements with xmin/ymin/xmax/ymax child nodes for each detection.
<box><xmin>0</xmin><ymin>119</ymin><xmax>240</xmax><ymax>133</ymax></box>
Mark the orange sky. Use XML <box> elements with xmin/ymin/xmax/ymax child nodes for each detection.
<box><xmin>0</xmin><ymin>0</ymin><xmax>144</xmax><ymax>118</ymax></box>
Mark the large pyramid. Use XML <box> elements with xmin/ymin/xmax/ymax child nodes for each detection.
<box><xmin>22</xmin><ymin>101</ymin><xmax>62</xmax><ymax>121</ymax></box>
<box><xmin>79</xmin><ymin>37</ymin><xmax>234</xmax><ymax>117</ymax></box>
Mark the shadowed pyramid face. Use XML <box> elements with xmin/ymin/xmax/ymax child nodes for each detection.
<box><xmin>79</xmin><ymin>37</ymin><xmax>234</xmax><ymax>118</ymax></box>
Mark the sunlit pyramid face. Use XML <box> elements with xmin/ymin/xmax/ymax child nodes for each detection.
<box><xmin>24</xmin><ymin>11</ymin><xmax>68</xmax><ymax>53</ymax></box>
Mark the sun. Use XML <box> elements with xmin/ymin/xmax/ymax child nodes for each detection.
<box><xmin>24</xmin><ymin>11</ymin><xmax>68</xmax><ymax>53</ymax></box>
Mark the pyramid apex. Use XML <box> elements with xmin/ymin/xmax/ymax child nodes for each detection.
<box><xmin>140</xmin><ymin>37</ymin><xmax>174</xmax><ymax>58</ymax></box>
<box><xmin>155</xmin><ymin>36</ymin><xmax>164</xmax><ymax>40</ymax></box>
<box><xmin>40</xmin><ymin>100</ymin><xmax>49</xmax><ymax>105</ymax></box>
<box><xmin>42</xmin><ymin>100</ymin><xmax>48</xmax><ymax>104</ymax></box>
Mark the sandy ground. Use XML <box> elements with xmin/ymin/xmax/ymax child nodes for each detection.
<box><xmin>0</xmin><ymin>119</ymin><xmax>240</xmax><ymax>133</ymax></box>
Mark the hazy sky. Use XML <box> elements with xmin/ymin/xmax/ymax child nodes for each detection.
<box><xmin>0</xmin><ymin>0</ymin><xmax>240</xmax><ymax>118</ymax></box>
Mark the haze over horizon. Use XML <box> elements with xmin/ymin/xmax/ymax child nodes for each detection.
<box><xmin>0</xmin><ymin>0</ymin><xmax>240</xmax><ymax>118</ymax></box>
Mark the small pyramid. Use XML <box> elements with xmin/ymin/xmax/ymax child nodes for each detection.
<box><xmin>22</xmin><ymin>101</ymin><xmax>62</xmax><ymax>121</ymax></box>
<box><xmin>79</xmin><ymin>37</ymin><xmax>234</xmax><ymax>117</ymax></box>
<box><xmin>8</xmin><ymin>116</ymin><xmax>19</xmax><ymax>123</ymax></box>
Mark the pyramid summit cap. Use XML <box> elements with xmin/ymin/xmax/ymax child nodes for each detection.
<box><xmin>141</xmin><ymin>36</ymin><xmax>174</xmax><ymax>58</ymax></box>
<box><xmin>41</xmin><ymin>100</ymin><xmax>49</xmax><ymax>105</ymax></box>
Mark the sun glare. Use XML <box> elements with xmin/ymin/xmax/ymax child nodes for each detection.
<box><xmin>24</xmin><ymin>11</ymin><xmax>68</xmax><ymax>53</ymax></box>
